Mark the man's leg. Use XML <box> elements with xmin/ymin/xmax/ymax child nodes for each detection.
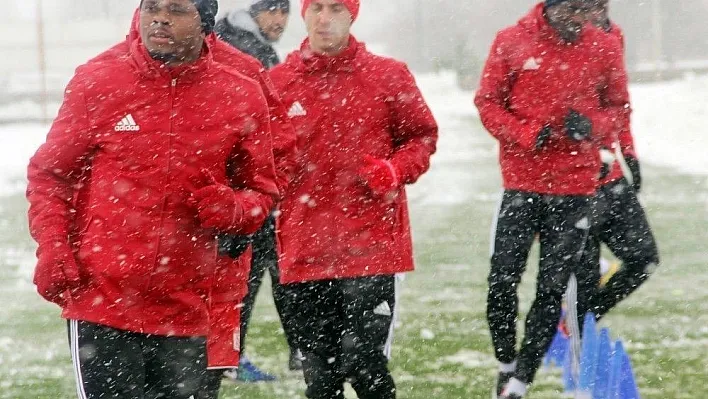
<box><xmin>488</xmin><ymin>190</ymin><xmax>539</xmax><ymax>395</ymax></box>
<box><xmin>285</xmin><ymin>280</ymin><xmax>346</xmax><ymax>399</ymax></box>
<box><xmin>512</xmin><ymin>195</ymin><xmax>592</xmax><ymax>390</ymax></box>
<box><xmin>264</xmin><ymin>221</ymin><xmax>302</xmax><ymax>367</ymax></box>
<box><xmin>594</xmin><ymin>179</ymin><xmax>660</xmax><ymax>318</ymax></box>
<box><xmin>573</xmin><ymin>190</ymin><xmax>609</xmax><ymax>330</ymax></box>
<box><xmin>573</xmin><ymin>234</ymin><xmax>602</xmax><ymax>331</ymax></box>
<box><xmin>67</xmin><ymin>320</ymin><xmax>145</xmax><ymax>399</ymax></box>
<box><xmin>239</xmin><ymin>217</ymin><xmax>273</xmax><ymax>354</ymax></box>
<box><xmin>194</xmin><ymin>369</ymin><xmax>223</xmax><ymax>399</ymax></box>
<box><xmin>340</xmin><ymin>275</ymin><xmax>397</xmax><ymax>399</ymax></box>
<box><xmin>143</xmin><ymin>335</ymin><xmax>207</xmax><ymax>399</ymax></box>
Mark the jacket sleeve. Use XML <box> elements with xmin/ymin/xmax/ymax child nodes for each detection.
<box><xmin>586</xmin><ymin>38</ymin><xmax>631</xmax><ymax>149</ymax></box>
<box><xmin>610</xmin><ymin>27</ymin><xmax>637</xmax><ymax>158</ymax></box>
<box><xmin>226</xmin><ymin>88</ymin><xmax>279</xmax><ymax>235</ymax></box>
<box><xmin>617</xmin><ymin>125</ymin><xmax>637</xmax><ymax>158</ymax></box>
<box><xmin>259</xmin><ymin>69</ymin><xmax>298</xmax><ymax>195</ymax></box>
<box><xmin>386</xmin><ymin>64</ymin><xmax>439</xmax><ymax>185</ymax></box>
<box><xmin>474</xmin><ymin>34</ymin><xmax>545</xmax><ymax>150</ymax></box>
<box><xmin>26</xmin><ymin>74</ymin><xmax>95</xmax><ymax>247</ymax></box>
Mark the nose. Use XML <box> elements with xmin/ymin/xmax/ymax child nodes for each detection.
<box><xmin>152</xmin><ymin>5</ymin><xmax>172</xmax><ymax>26</ymax></box>
<box><xmin>275</xmin><ymin>14</ymin><xmax>287</xmax><ymax>26</ymax></box>
<box><xmin>316</xmin><ymin>9</ymin><xmax>332</xmax><ymax>25</ymax></box>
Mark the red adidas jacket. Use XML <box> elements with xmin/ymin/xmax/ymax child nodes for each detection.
<box><xmin>270</xmin><ymin>37</ymin><xmax>438</xmax><ymax>283</ymax></box>
<box><xmin>95</xmin><ymin>9</ymin><xmax>298</xmax><ymax>194</ymax></box>
<box><xmin>475</xmin><ymin>3</ymin><xmax>630</xmax><ymax>195</ymax></box>
<box><xmin>26</xmin><ymin>32</ymin><xmax>278</xmax><ymax>337</ymax></box>
<box><xmin>86</xmin><ymin>10</ymin><xmax>297</xmax><ymax>366</ymax></box>
<box><xmin>599</xmin><ymin>23</ymin><xmax>637</xmax><ymax>186</ymax></box>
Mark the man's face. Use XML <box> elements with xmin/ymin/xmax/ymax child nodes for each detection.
<box><xmin>304</xmin><ymin>0</ymin><xmax>352</xmax><ymax>55</ymax></box>
<box><xmin>254</xmin><ymin>8</ymin><xmax>290</xmax><ymax>42</ymax></box>
<box><xmin>545</xmin><ymin>0</ymin><xmax>592</xmax><ymax>42</ymax></box>
<box><xmin>139</xmin><ymin>0</ymin><xmax>205</xmax><ymax>65</ymax></box>
<box><xmin>588</xmin><ymin>0</ymin><xmax>610</xmax><ymax>29</ymax></box>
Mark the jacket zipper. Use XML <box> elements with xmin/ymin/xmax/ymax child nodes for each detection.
<box><xmin>141</xmin><ymin>77</ymin><xmax>178</xmax><ymax>333</ymax></box>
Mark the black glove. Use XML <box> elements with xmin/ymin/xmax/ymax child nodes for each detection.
<box><xmin>217</xmin><ymin>234</ymin><xmax>253</xmax><ymax>258</ymax></box>
<box><xmin>624</xmin><ymin>155</ymin><xmax>642</xmax><ymax>193</ymax></box>
<box><xmin>565</xmin><ymin>109</ymin><xmax>592</xmax><ymax>141</ymax></box>
<box><xmin>535</xmin><ymin>125</ymin><xmax>552</xmax><ymax>150</ymax></box>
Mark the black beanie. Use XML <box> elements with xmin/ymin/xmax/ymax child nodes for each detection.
<box><xmin>250</xmin><ymin>0</ymin><xmax>290</xmax><ymax>14</ymax></box>
<box><xmin>191</xmin><ymin>0</ymin><xmax>219</xmax><ymax>34</ymax></box>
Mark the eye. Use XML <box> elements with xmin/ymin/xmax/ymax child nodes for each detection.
<box><xmin>168</xmin><ymin>4</ymin><xmax>190</xmax><ymax>14</ymax></box>
<box><xmin>142</xmin><ymin>1</ymin><xmax>159</xmax><ymax>12</ymax></box>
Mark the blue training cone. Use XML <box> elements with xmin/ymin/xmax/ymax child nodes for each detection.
<box><xmin>607</xmin><ymin>340</ymin><xmax>624</xmax><ymax>399</ymax></box>
<box><xmin>545</xmin><ymin>327</ymin><xmax>569</xmax><ymax>368</ymax></box>
<box><xmin>619</xmin><ymin>346</ymin><xmax>641</xmax><ymax>399</ymax></box>
<box><xmin>593</xmin><ymin>328</ymin><xmax>613</xmax><ymax>399</ymax></box>
<box><xmin>578</xmin><ymin>313</ymin><xmax>599</xmax><ymax>395</ymax></box>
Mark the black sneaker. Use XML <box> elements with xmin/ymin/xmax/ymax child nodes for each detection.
<box><xmin>500</xmin><ymin>394</ymin><xmax>522</xmax><ymax>399</ymax></box>
<box><xmin>494</xmin><ymin>372</ymin><xmax>514</xmax><ymax>398</ymax></box>
<box><xmin>288</xmin><ymin>349</ymin><xmax>304</xmax><ymax>371</ymax></box>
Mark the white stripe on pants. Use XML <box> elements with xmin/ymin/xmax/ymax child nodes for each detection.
<box><xmin>69</xmin><ymin>320</ymin><xmax>88</xmax><ymax>399</ymax></box>
<box><xmin>383</xmin><ymin>273</ymin><xmax>404</xmax><ymax>359</ymax></box>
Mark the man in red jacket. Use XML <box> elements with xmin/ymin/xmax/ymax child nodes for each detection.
<box><xmin>269</xmin><ymin>1</ymin><xmax>438</xmax><ymax>397</ymax></box>
<box><xmin>474</xmin><ymin>1</ymin><xmax>630</xmax><ymax>397</ymax></box>
<box><xmin>573</xmin><ymin>0</ymin><xmax>660</xmax><ymax>328</ymax></box>
<box><xmin>25</xmin><ymin>1</ymin><xmax>279</xmax><ymax>397</ymax></box>
<box><xmin>90</xmin><ymin>8</ymin><xmax>299</xmax><ymax>396</ymax></box>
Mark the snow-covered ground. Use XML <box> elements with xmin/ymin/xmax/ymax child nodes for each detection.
<box><xmin>631</xmin><ymin>75</ymin><xmax>708</xmax><ymax>176</ymax></box>
<box><xmin>0</xmin><ymin>71</ymin><xmax>706</xmax><ymax>398</ymax></box>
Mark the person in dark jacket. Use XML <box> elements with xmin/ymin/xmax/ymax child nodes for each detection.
<box><xmin>215</xmin><ymin>0</ymin><xmax>301</xmax><ymax>382</ymax></box>
<box><xmin>215</xmin><ymin>0</ymin><xmax>290</xmax><ymax>68</ymax></box>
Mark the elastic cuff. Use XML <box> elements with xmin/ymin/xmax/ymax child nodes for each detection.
<box><xmin>382</xmin><ymin>159</ymin><xmax>400</xmax><ymax>187</ymax></box>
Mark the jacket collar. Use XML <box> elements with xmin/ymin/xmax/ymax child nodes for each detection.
<box><xmin>296</xmin><ymin>35</ymin><xmax>360</xmax><ymax>74</ymax></box>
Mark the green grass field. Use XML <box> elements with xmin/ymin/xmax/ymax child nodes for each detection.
<box><xmin>1</xmin><ymin>115</ymin><xmax>707</xmax><ymax>398</ymax></box>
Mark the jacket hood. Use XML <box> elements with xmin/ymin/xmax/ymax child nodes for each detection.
<box><xmin>227</xmin><ymin>9</ymin><xmax>273</xmax><ymax>44</ymax></box>
<box><xmin>517</xmin><ymin>2</ymin><xmax>592</xmax><ymax>43</ymax></box>
<box><xmin>518</xmin><ymin>3</ymin><xmax>557</xmax><ymax>38</ymax></box>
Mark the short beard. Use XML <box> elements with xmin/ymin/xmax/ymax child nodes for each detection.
<box><xmin>148</xmin><ymin>50</ymin><xmax>180</xmax><ymax>64</ymax></box>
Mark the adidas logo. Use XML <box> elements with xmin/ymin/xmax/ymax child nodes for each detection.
<box><xmin>373</xmin><ymin>301</ymin><xmax>392</xmax><ymax>317</ymax></box>
<box><xmin>287</xmin><ymin>101</ymin><xmax>307</xmax><ymax>117</ymax></box>
<box><xmin>522</xmin><ymin>57</ymin><xmax>541</xmax><ymax>71</ymax></box>
<box><xmin>114</xmin><ymin>114</ymin><xmax>141</xmax><ymax>132</ymax></box>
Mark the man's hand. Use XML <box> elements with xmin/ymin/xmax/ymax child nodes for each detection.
<box><xmin>194</xmin><ymin>181</ymin><xmax>244</xmax><ymax>232</ymax></box>
<box><xmin>34</xmin><ymin>241</ymin><xmax>81</xmax><ymax>306</ymax></box>
<box><xmin>535</xmin><ymin>125</ymin><xmax>552</xmax><ymax>150</ymax></box>
<box><xmin>359</xmin><ymin>155</ymin><xmax>399</xmax><ymax>199</ymax></box>
<box><xmin>565</xmin><ymin>109</ymin><xmax>593</xmax><ymax>141</ymax></box>
<box><xmin>624</xmin><ymin>155</ymin><xmax>642</xmax><ymax>193</ymax></box>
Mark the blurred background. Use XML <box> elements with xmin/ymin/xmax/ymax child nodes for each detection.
<box><xmin>3</xmin><ymin>0</ymin><xmax>708</xmax><ymax>122</ymax></box>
